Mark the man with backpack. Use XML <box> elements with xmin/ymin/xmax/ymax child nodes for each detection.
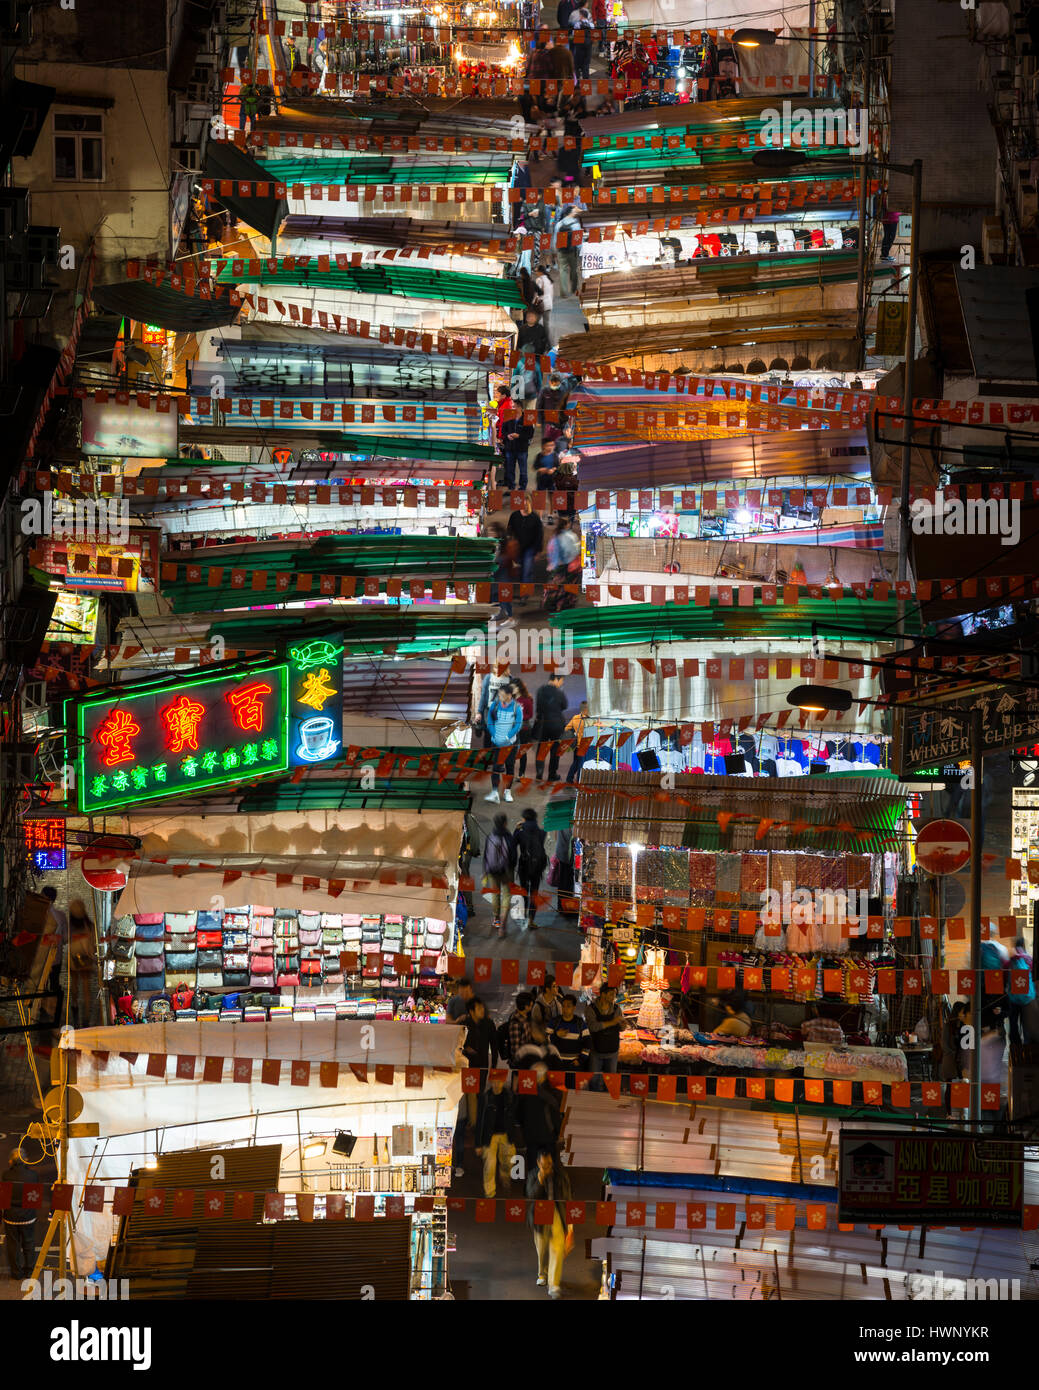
<box><xmin>514</xmin><ymin>807</ymin><xmax>548</xmax><ymax>929</ymax></box>
<box><xmin>483</xmin><ymin>812</ymin><xmax>518</xmax><ymax>937</ymax></box>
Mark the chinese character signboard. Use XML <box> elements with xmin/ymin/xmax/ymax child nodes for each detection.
<box><xmin>838</xmin><ymin>1131</ymin><xmax>1023</xmax><ymax>1226</ymax></box>
<box><xmin>287</xmin><ymin>638</ymin><xmax>343</xmax><ymax>767</ymax></box>
<box><xmin>25</xmin><ymin>818</ymin><xmax>66</xmax><ymax>870</ymax></box>
<box><xmin>35</xmin><ymin>529</ymin><xmax>161</xmax><ymax>594</ymax></box>
<box><xmin>73</xmin><ymin>664</ymin><xmax>289</xmax><ymax>813</ymax></box>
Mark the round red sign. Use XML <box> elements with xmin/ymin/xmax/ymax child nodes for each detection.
<box><xmin>81</xmin><ymin>856</ymin><xmax>128</xmax><ymax>892</ymax></box>
<box><xmin>915</xmin><ymin>819</ymin><xmax>972</xmax><ymax>875</ymax></box>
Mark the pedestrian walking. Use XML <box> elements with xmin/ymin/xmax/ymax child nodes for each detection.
<box><xmin>550</xmin><ymin>993</ymin><xmax>590</xmax><ymax>1068</ymax></box>
<box><xmin>482</xmin><ymin>812</ymin><xmax>518</xmax><ymax>937</ymax></box>
<box><xmin>526</xmin><ymin>1147</ymin><xmax>573</xmax><ymax>1298</ymax></box>
<box><xmin>476</xmin><ymin>1073</ymin><xmax>518</xmax><ymax>1196</ymax></box>
<box><xmin>507</xmin><ymin>494</ymin><xmax>544</xmax><ymax>584</ymax></box>
<box><xmin>514</xmin><ymin>806</ymin><xmax>548</xmax><ymax>928</ymax></box>
<box><xmin>483</xmin><ymin>685</ymin><xmax>523</xmax><ymax>803</ymax></box>
<box><xmin>533</xmin><ymin>674</ymin><xmax>569</xmax><ymax>781</ymax></box>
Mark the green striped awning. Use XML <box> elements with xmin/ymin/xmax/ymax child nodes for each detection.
<box><xmin>212</xmin><ymin>261</ymin><xmax>523</xmax><ymax>308</ymax></box>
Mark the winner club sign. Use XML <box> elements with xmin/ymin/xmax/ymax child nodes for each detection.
<box><xmin>72</xmin><ymin>647</ymin><xmax>344</xmax><ymax>812</ymax></box>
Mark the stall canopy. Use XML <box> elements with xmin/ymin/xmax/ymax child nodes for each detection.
<box><xmin>204</xmin><ymin>138</ymin><xmax>288</xmax><ymax>243</ymax></box>
<box><xmin>579</xmin><ymin>637</ymin><xmax>887</xmax><ymax>728</ymax></box>
<box><xmin>106</xmin><ymin>808</ymin><xmax>463</xmax><ymax>919</ymax></box>
<box><xmin>551</xmin><ymin>595</ymin><xmax>910</xmax><ymax>646</ymax></box>
<box><xmin>92</xmin><ymin>280</ymin><xmax>241</xmax><ymax>334</ymax></box>
<box><xmin>67</xmin><ymin>1017</ymin><xmax>462</xmax><ymax>1068</ymax></box>
<box><xmin>572</xmin><ymin>769</ymin><xmax>913</xmax><ymax>851</ymax></box>
<box><xmin>573</xmin><ymin>431</ymin><xmax>870</xmax><ymax>487</ymax></box>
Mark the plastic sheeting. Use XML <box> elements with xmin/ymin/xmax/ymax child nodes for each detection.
<box><xmin>108</xmin><ymin>809</ymin><xmax>463</xmax><ymax>919</ymax></box>
<box><xmin>66</xmin><ymin>1018</ymin><xmax>463</xmax><ymax>1067</ymax></box>
<box><xmin>579</xmin><ymin>636</ymin><xmax>885</xmax><ymax>729</ymax></box>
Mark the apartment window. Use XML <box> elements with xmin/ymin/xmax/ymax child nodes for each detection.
<box><xmin>53</xmin><ymin>112</ymin><xmax>104</xmax><ymax>182</ymax></box>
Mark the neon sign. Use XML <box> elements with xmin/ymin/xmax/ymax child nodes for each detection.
<box><xmin>25</xmin><ymin>818</ymin><xmax>66</xmax><ymax>871</ymax></box>
<box><xmin>288</xmin><ymin>641</ymin><xmax>343</xmax><ymax>766</ymax></box>
<box><xmin>74</xmin><ymin>664</ymin><xmax>288</xmax><ymax>813</ymax></box>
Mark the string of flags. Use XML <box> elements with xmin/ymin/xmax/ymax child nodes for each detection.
<box><xmin>228</xmin><ymin>62</ymin><xmax>817</xmax><ymax>97</ymax></box>
<box><xmin>59</xmin><ymin>1050</ymin><xmax>1020</xmax><ymax>1111</ymax></box>
<box><xmin>247</xmin><ymin>20</ymin><xmax>832</xmax><ymax>42</ymax></box>
<box><xmin>3</xmin><ymin>1179</ymin><xmax>1029</xmax><ymax>1230</ymax></box>
<box><xmin>221</xmin><ymin>129</ymin><xmax>856</xmax><ymax>155</ymax></box>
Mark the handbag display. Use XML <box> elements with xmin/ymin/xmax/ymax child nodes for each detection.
<box><xmin>222</xmin><ymin>928</ymin><xmax>249</xmax><ymax>948</ymax></box>
<box><xmin>197</xmin><ymin>930</ymin><xmax>223</xmax><ymax>949</ymax></box>
<box><xmin>224</xmin><ymin>949</ymin><xmax>249</xmax><ymax>970</ymax></box>
<box><xmin>299</xmin><ymin>927</ymin><xmax>321</xmax><ymax>946</ymax></box>
<box><xmin>274</xmin><ymin>908</ymin><xmax>297</xmax><ymax>920</ymax></box>
<box><xmin>252</xmin><ymin>905</ymin><xmax>275</xmax><ymax>919</ymax></box>
<box><xmin>251</xmin><ymin>935</ymin><xmax>275</xmax><ymax>952</ymax></box>
<box><xmin>222</xmin><ymin>969</ymin><xmax>249</xmax><ymax>988</ymax></box>
<box><xmin>197</xmin><ymin>971</ymin><xmax>223</xmax><ymax>991</ymax></box>
<box><xmin>298</xmin><ymin>912</ymin><xmax>321</xmax><ymax>931</ymax></box>
<box><xmin>113</xmin><ymin>958</ymin><xmax>137</xmax><ymax>978</ymax></box>
<box><xmin>321</xmin><ymin>927</ymin><xmax>343</xmax><ymax>945</ymax></box>
<box><xmin>223</xmin><ymin>912</ymin><xmax>249</xmax><ymax>929</ymax></box>
<box><xmin>134</xmin><ymin>913</ymin><xmax>164</xmax><ymax>926</ymax></box>
<box><xmin>321</xmin><ymin>914</ymin><xmax>342</xmax><ymax>930</ymax></box>
<box><xmin>276</xmin><ymin>972</ymin><xmax>300</xmax><ymax>987</ymax></box>
<box><xmin>300</xmin><ymin>958</ymin><xmax>322</xmax><ymax>976</ymax></box>
<box><xmin>165</xmin><ymin>911</ymin><xmax>198</xmax><ymax>930</ymax></box>
<box><xmin>134</xmin><ymin>939</ymin><xmax>164</xmax><ymax>958</ymax></box>
<box><xmin>196</xmin><ymin>910</ymin><xmax>222</xmax><ymax>931</ymax></box>
<box><xmin>113</xmin><ymin>917</ymin><xmax>136</xmax><ymax>939</ymax></box>
<box><xmin>249</xmin><ymin>972</ymin><xmax>275</xmax><ymax>988</ymax></box>
<box><xmin>249</xmin><ymin>954</ymin><xmax>275</xmax><ymax>973</ymax></box>
<box><xmin>198</xmin><ymin>949</ymin><xmax>222</xmax><ymax>970</ymax></box>
<box><xmin>134</xmin><ymin>919</ymin><xmax>165</xmax><ymax>941</ymax></box>
<box><xmin>276</xmin><ymin>953</ymin><xmax>300</xmax><ymax>973</ymax></box>
<box><xmin>165</xmin><ymin>951</ymin><xmax>197</xmax><ymax>973</ymax></box>
<box><xmin>110</xmin><ymin>938</ymin><xmax>135</xmax><ymax>961</ymax></box>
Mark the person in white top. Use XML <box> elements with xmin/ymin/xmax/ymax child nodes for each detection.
<box><xmin>534</xmin><ymin>264</ymin><xmax>554</xmax><ymax>346</ymax></box>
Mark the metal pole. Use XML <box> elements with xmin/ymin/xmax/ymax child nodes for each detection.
<box><xmin>896</xmin><ymin>159</ymin><xmax>923</xmax><ymax>598</ymax></box>
<box><xmin>855</xmin><ymin>158</ymin><xmax>868</xmax><ymax>367</ymax></box>
<box><xmin>969</xmin><ymin>706</ymin><xmax>984</xmax><ymax>1127</ymax></box>
<box><xmin>808</xmin><ymin>0</ymin><xmax>815</xmax><ymax>99</ymax></box>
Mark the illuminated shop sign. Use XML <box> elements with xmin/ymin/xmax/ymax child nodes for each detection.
<box><xmin>25</xmin><ymin>818</ymin><xmax>67</xmax><ymax>870</ymax></box>
<box><xmin>287</xmin><ymin>638</ymin><xmax>344</xmax><ymax>766</ymax></box>
<box><xmin>73</xmin><ymin>664</ymin><xmax>289</xmax><ymax>813</ymax></box>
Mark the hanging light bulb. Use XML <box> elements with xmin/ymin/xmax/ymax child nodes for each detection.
<box><xmin>789</xmin><ymin>553</ymin><xmax>807</xmax><ymax>586</ymax></box>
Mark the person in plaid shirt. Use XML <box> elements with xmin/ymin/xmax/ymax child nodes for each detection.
<box><xmin>508</xmin><ymin>992</ymin><xmax>536</xmax><ymax>1062</ymax></box>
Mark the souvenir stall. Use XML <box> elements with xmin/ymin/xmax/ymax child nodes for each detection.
<box><xmin>102</xmin><ymin>810</ymin><xmax>463</xmax><ymax>1023</ymax></box>
<box><xmin>570</xmin><ymin>769</ymin><xmax>917</xmax><ymax>1085</ymax></box>
<box><xmin>1011</xmin><ymin>754</ymin><xmax>1039</xmax><ymax>939</ymax></box>
<box><xmin>62</xmin><ymin>1018</ymin><xmax>463</xmax><ymax>1297</ymax></box>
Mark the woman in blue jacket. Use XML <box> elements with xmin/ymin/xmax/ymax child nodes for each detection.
<box><xmin>484</xmin><ymin>686</ymin><xmax>523</xmax><ymax>804</ymax></box>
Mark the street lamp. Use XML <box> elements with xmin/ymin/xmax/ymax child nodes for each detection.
<box><xmin>786</xmin><ymin>684</ymin><xmax>852</xmax><ymax>713</ymax></box>
<box><xmin>786</xmin><ymin>681</ymin><xmax>986</xmax><ymax>1126</ymax></box>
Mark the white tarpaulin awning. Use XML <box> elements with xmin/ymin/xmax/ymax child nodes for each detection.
<box><xmin>67</xmin><ymin>1018</ymin><xmax>463</xmax><ymax>1068</ymax></box>
<box><xmin>582</xmin><ymin>637</ymin><xmax>885</xmax><ymax>730</ymax></box>
<box><xmin>107</xmin><ymin>809</ymin><xmax>462</xmax><ymax>919</ymax></box>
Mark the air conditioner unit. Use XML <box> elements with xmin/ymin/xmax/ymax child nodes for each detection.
<box><xmin>172</xmin><ymin>144</ymin><xmax>202</xmax><ymax>172</ymax></box>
